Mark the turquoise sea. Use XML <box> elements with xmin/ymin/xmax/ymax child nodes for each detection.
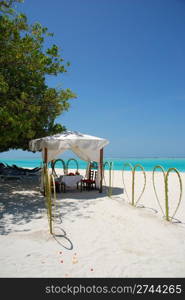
<box><xmin>1</xmin><ymin>158</ymin><xmax>185</xmax><ymax>172</ymax></box>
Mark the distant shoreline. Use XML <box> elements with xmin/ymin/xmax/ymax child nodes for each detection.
<box><xmin>1</xmin><ymin>157</ymin><xmax>185</xmax><ymax>172</ymax></box>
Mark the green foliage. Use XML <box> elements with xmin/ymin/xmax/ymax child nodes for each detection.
<box><xmin>0</xmin><ymin>0</ymin><xmax>76</xmax><ymax>152</ymax></box>
<box><xmin>122</xmin><ymin>163</ymin><xmax>146</xmax><ymax>206</ymax></box>
<box><xmin>152</xmin><ymin>166</ymin><xmax>183</xmax><ymax>221</ymax></box>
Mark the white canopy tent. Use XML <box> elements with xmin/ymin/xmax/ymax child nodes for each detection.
<box><xmin>29</xmin><ymin>131</ymin><xmax>109</xmax><ymax>192</ymax></box>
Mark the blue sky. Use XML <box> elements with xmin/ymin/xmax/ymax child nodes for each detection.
<box><xmin>2</xmin><ymin>0</ymin><xmax>185</xmax><ymax>159</ymax></box>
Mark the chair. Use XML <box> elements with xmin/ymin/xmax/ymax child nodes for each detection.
<box><xmin>53</xmin><ymin>178</ymin><xmax>66</xmax><ymax>193</ymax></box>
<box><xmin>80</xmin><ymin>170</ymin><xmax>97</xmax><ymax>191</ymax></box>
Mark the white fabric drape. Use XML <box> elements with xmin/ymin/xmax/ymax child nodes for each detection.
<box><xmin>29</xmin><ymin>131</ymin><xmax>109</xmax><ymax>189</ymax></box>
<box><xmin>29</xmin><ymin>131</ymin><xmax>109</xmax><ymax>163</ymax></box>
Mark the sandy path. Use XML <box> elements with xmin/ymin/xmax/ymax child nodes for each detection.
<box><xmin>0</xmin><ymin>170</ymin><xmax>185</xmax><ymax>277</ymax></box>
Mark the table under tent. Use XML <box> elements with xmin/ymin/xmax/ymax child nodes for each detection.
<box><xmin>29</xmin><ymin>131</ymin><xmax>109</xmax><ymax>234</ymax></box>
<box><xmin>50</xmin><ymin>158</ymin><xmax>99</xmax><ymax>193</ymax></box>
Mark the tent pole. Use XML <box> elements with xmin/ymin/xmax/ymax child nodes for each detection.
<box><xmin>44</xmin><ymin>148</ymin><xmax>53</xmax><ymax>235</ymax></box>
<box><xmin>44</xmin><ymin>147</ymin><xmax>48</xmax><ymax>164</ymax></box>
<box><xmin>99</xmin><ymin>148</ymin><xmax>103</xmax><ymax>193</ymax></box>
<box><xmin>43</xmin><ymin>148</ymin><xmax>48</xmax><ymax>195</ymax></box>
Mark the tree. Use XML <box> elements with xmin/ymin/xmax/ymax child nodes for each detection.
<box><xmin>0</xmin><ymin>0</ymin><xmax>76</xmax><ymax>152</ymax></box>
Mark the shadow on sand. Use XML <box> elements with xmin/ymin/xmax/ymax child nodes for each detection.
<box><xmin>52</xmin><ymin>186</ymin><xmax>124</xmax><ymax>221</ymax></box>
<box><xmin>0</xmin><ymin>179</ymin><xmax>45</xmax><ymax>235</ymax></box>
<box><xmin>0</xmin><ymin>179</ymin><xmax>123</xmax><ymax>236</ymax></box>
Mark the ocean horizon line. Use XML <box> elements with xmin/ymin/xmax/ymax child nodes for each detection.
<box><xmin>1</xmin><ymin>156</ymin><xmax>185</xmax><ymax>160</ymax></box>
<box><xmin>1</xmin><ymin>157</ymin><xmax>185</xmax><ymax>172</ymax></box>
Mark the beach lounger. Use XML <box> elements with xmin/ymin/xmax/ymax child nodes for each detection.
<box><xmin>0</xmin><ymin>163</ymin><xmax>41</xmax><ymax>181</ymax></box>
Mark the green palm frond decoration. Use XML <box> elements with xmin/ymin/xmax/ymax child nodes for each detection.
<box><xmin>51</xmin><ymin>159</ymin><xmax>66</xmax><ymax>176</ymax></box>
<box><xmin>152</xmin><ymin>166</ymin><xmax>183</xmax><ymax>221</ymax></box>
<box><xmin>43</xmin><ymin>164</ymin><xmax>53</xmax><ymax>234</ymax></box>
<box><xmin>43</xmin><ymin>164</ymin><xmax>59</xmax><ymax>234</ymax></box>
<box><xmin>122</xmin><ymin>163</ymin><xmax>146</xmax><ymax>206</ymax></box>
<box><xmin>103</xmin><ymin>161</ymin><xmax>113</xmax><ymax>197</ymax></box>
<box><xmin>152</xmin><ymin>165</ymin><xmax>166</xmax><ymax>217</ymax></box>
<box><xmin>132</xmin><ymin>164</ymin><xmax>146</xmax><ymax>206</ymax></box>
<box><xmin>66</xmin><ymin>158</ymin><xmax>79</xmax><ymax>173</ymax></box>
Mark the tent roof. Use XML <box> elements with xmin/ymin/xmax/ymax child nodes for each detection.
<box><xmin>29</xmin><ymin>131</ymin><xmax>109</xmax><ymax>162</ymax></box>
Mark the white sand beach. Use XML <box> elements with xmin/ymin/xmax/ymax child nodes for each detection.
<box><xmin>0</xmin><ymin>169</ymin><xmax>185</xmax><ymax>278</ymax></box>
